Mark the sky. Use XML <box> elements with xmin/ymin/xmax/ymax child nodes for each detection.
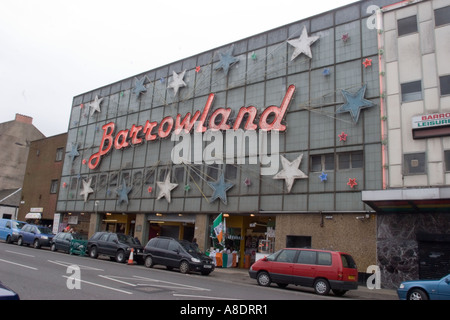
<box><xmin>0</xmin><ymin>0</ymin><xmax>357</xmax><ymax>137</ymax></box>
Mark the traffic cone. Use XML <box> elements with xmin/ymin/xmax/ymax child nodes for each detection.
<box><xmin>128</xmin><ymin>248</ymin><xmax>134</xmax><ymax>265</ymax></box>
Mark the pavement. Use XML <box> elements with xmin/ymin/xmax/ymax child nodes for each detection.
<box><xmin>211</xmin><ymin>266</ymin><xmax>398</xmax><ymax>300</ymax></box>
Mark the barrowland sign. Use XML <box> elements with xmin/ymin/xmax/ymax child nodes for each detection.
<box><xmin>88</xmin><ymin>85</ymin><xmax>296</xmax><ymax>176</ymax></box>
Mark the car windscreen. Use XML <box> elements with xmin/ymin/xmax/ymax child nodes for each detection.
<box><xmin>12</xmin><ymin>221</ymin><xmax>26</xmax><ymax>229</ymax></box>
<box><xmin>117</xmin><ymin>234</ymin><xmax>138</xmax><ymax>245</ymax></box>
<box><xmin>179</xmin><ymin>241</ymin><xmax>202</xmax><ymax>254</ymax></box>
<box><xmin>37</xmin><ymin>226</ymin><xmax>53</xmax><ymax>234</ymax></box>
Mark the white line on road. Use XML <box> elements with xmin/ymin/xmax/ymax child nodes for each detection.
<box><xmin>0</xmin><ymin>258</ymin><xmax>38</xmax><ymax>270</ymax></box>
<box><xmin>173</xmin><ymin>293</ymin><xmax>239</xmax><ymax>300</ymax></box>
<box><xmin>98</xmin><ymin>275</ymin><xmax>137</xmax><ymax>287</ymax></box>
<box><xmin>48</xmin><ymin>260</ymin><xmax>104</xmax><ymax>271</ymax></box>
<box><xmin>5</xmin><ymin>250</ymin><xmax>35</xmax><ymax>258</ymax></box>
<box><xmin>132</xmin><ymin>275</ymin><xmax>211</xmax><ymax>291</ymax></box>
<box><xmin>62</xmin><ymin>275</ymin><xmax>133</xmax><ymax>295</ymax></box>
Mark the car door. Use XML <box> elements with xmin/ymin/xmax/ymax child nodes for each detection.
<box><xmin>269</xmin><ymin>249</ymin><xmax>297</xmax><ymax>284</ymax></box>
<box><xmin>166</xmin><ymin>240</ymin><xmax>182</xmax><ymax>268</ymax></box>
<box><xmin>155</xmin><ymin>238</ymin><xmax>170</xmax><ymax>265</ymax></box>
<box><xmin>62</xmin><ymin>233</ymin><xmax>72</xmax><ymax>252</ymax></box>
<box><xmin>438</xmin><ymin>275</ymin><xmax>450</xmax><ymax>300</ymax></box>
<box><xmin>96</xmin><ymin>233</ymin><xmax>110</xmax><ymax>255</ymax></box>
<box><xmin>292</xmin><ymin>250</ymin><xmax>317</xmax><ymax>287</ymax></box>
<box><xmin>105</xmin><ymin>234</ymin><xmax>119</xmax><ymax>256</ymax></box>
<box><xmin>23</xmin><ymin>225</ymin><xmax>35</xmax><ymax>244</ymax></box>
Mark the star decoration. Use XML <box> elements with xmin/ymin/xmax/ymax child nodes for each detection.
<box><xmin>208</xmin><ymin>173</ymin><xmax>234</xmax><ymax>205</ymax></box>
<box><xmin>184</xmin><ymin>184</ymin><xmax>191</xmax><ymax>192</ymax></box>
<box><xmin>68</xmin><ymin>143</ymin><xmax>80</xmax><ymax>162</ymax></box>
<box><xmin>132</xmin><ymin>77</ymin><xmax>147</xmax><ymax>97</ymax></box>
<box><xmin>287</xmin><ymin>26</ymin><xmax>320</xmax><ymax>61</ymax></box>
<box><xmin>214</xmin><ymin>46</ymin><xmax>239</xmax><ymax>75</ymax></box>
<box><xmin>195</xmin><ymin>66</ymin><xmax>201</xmax><ymax>73</ymax></box>
<box><xmin>167</xmin><ymin>70</ymin><xmax>187</xmax><ymax>96</ymax></box>
<box><xmin>336</xmin><ymin>85</ymin><xmax>375</xmax><ymax>124</ymax></box>
<box><xmin>342</xmin><ymin>33</ymin><xmax>350</xmax><ymax>43</ymax></box>
<box><xmin>244</xmin><ymin>177</ymin><xmax>251</xmax><ymax>187</ymax></box>
<box><xmin>117</xmin><ymin>179</ymin><xmax>132</xmax><ymax>205</ymax></box>
<box><xmin>156</xmin><ymin>173</ymin><xmax>178</xmax><ymax>203</ymax></box>
<box><xmin>347</xmin><ymin>178</ymin><xmax>358</xmax><ymax>189</ymax></box>
<box><xmin>362</xmin><ymin>58</ymin><xmax>372</xmax><ymax>68</ymax></box>
<box><xmin>147</xmin><ymin>186</ymin><xmax>153</xmax><ymax>193</ymax></box>
<box><xmin>323</xmin><ymin>68</ymin><xmax>331</xmax><ymax>76</ymax></box>
<box><xmin>319</xmin><ymin>172</ymin><xmax>328</xmax><ymax>182</ymax></box>
<box><xmin>338</xmin><ymin>132</ymin><xmax>348</xmax><ymax>142</ymax></box>
<box><xmin>88</xmin><ymin>95</ymin><xmax>103</xmax><ymax>117</ymax></box>
<box><xmin>273</xmin><ymin>154</ymin><xmax>308</xmax><ymax>193</ymax></box>
<box><xmin>80</xmin><ymin>177</ymin><xmax>94</xmax><ymax>203</ymax></box>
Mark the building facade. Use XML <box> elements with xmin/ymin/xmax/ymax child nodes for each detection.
<box><xmin>57</xmin><ymin>0</ymin><xmax>402</xmax><ymax>275</ymax></box>
<box><xmin>18</xmin><ymin>133</ymin><xmax>68</xmax><ymax>229</ymax></box>
<box><xmin>363</xmin><ymin>0</ymin><xmax>450</xmax><ymax>288</ymax></box>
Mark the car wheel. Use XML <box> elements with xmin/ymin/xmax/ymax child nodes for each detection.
<box><xmin>179</xmin><ymin>260</ymin><xmax>190</xmax><ymax>274</ymax></box>
<box><xmin>33</xmin><ymin>239</ymin><xmax>41</xmax><ymax>249</ymax></box>
<box><xmin>17</xmin><ymin>237</ymin><xmax>23</xmax><ymax>246</ymax></box>
<box><xmin>89</xmin><ymin>246</ymin><xmax>98</xmax><ymax>259</ymax></box>
<box><xmin>332</xmin><ymin>289</ymin><xmax>348</xmax><ymax>297</ymax></box>
<box><xmin>6</xmin><ymin>235</ymin><xmax>12</xmax><ymax>244</ymax></box>
<box><xmin>256</xmin><ymin>271</ymin><xmax>271</xmax><ymax>287</ymax></box>
<box><xmin>116</xmin><ymin>250</ymin><xmax>126</xmax><ymax>263</ymax></box>
<box><xmin>144</xmin><ymin>255</ymin><xmax>153</xmax><ymax>268</ymax></box>
<box><xmin>314</xmin><ymin>278</ymin><xmax>331</xmax><ymax>295</ymax></box>
<box><xmin>51</xmin><ymin>243</ymin><xmax>57</xmax><ymax>252</ymax></box>
<box><xmin>408</xmin><ymin>288</ymin><xmax>429</xmax><ymax>300</ymax></box>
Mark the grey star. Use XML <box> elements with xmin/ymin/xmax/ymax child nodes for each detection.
<box><xmin>214</xmin><ymin>46</ymin><xmax>239</xmax><ymax>75</ymax></box>
<box><xmin>117</xmin><ymin>179</ymin><xmax>132</xmax><ymax>205</ymax></box>
<box><xmin>156</xmin><ymin>173</ymin><xmax>178</xmax><ymax>203</ymax></box>
<box><xmin>287</xmin><ymin>26</ymin><xmax>320</xmax><ymax>61</ymax></box>
<box><xmin>167</xmin><ymin>70</ymin><xmax>187</xmax><ymax>96</ymax></box>
<box><xmin>273</xmin><ymin>154</ymin><xmax>308</xmax><ymax>193</ymax></box>
<box><xmin>132</xmin><ymin>77</ymin><xmax>147</xmax><ymax>97</ymax></box>
<box><xmin>80</xmin><ymin>177</ymin><xmax>94</xmax><ymax>203</ymax></box>
<box><xmin>88</xmin><ymin>95</ymin><xmax>104</xmax><ymax>116</ymax></box>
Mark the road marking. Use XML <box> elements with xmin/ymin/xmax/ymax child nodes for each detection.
<box><xmin>0</xmin><ymin>258</ymin><xmax>38</xmax><ymax>270</ymax></box>
<box><xmin>48</xmin><ymin>260</ymin><xmax>104</xmax><ymax>271</ymax></box>
<box><xmin>5</xmin><ymin>250</ymin><xmax>35</xmax><ymax>258</ymax></box>
<box><xmin>62</xmin><ymin>275</ymin><xmax>133</xmax><ymax>295</ymax></box>
<box><xmin>132</xmin><ymin>275</ymin><xmax>210</xmax><ymax>291</ymax></box>
<box><xmin>173</xmin><ymin>293</ymin><xmax>238</xmax><ymax>300</ymax></box>
<box><xmin>98</xmin><ymin>275</ymin><xmax>137</xmax><ymax>287</ymax></box>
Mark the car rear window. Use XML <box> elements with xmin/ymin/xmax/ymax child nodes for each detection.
<box><xmin>317</xmin><ymin>252</ymin><xmax>332</xmax><ymax>266</ymax></box>
<box><xmin>341</xmin><ymin>254</ymin><xmax>357</xmax><ymax>269</ymax></box>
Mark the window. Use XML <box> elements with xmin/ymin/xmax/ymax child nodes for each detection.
<box><xmin>311</xmin><ymin>154</ymin><xmax>334</xmax><ymax>172</ymax></box>
<box><xmin>398</xmin><ymin>15</ymin><xmax>418</xmax><ymax>36</ymax></box>
<box><xmin>50</xmin><ymin>180</ymin><xmax>58</xmax><ymax>194</ymax></box>
<box><xmin>444</xmin><ymin>151</ymin><xmax>450</xmax><ymax>172</ymax></box>
<box><xmin>338</xmin><ymin>151</ymin><xmax>363</xmax><ymax>170</ymax></box>
<box><xmin>297</xmin><ymin>250</ymin><xmax>316</xmax><ymax>265</ymax></box>
<box><xmin>403</xmin><ymin>153</ymin><xmax>426</xmax><ymax>175</ymax></box>
<box><xmin>435</xmin><ymin>6</ymin><xmax>450</xmax><ymax>27</ymax></box>
<box><xmin>276</xmin><ymin>249</ymin><xmax>297</xmax><ymax>263</ymax></box>
<box><xmin>440</xmin><ymin>75</ymin><xmax>450</xmax><ymax>96</ymax></box>
<box><xmin>55</xmin><ymin>147</ymin><xmax>64</xmax><ymax>161</ymax></box>
<box><xmin>317</xmin><ymin>252</ymin><xmax>332</xmax><ymax>266</ymax></box>
<box><xmin>401</xmin><ymin>80</ymin><xmax>422</xmax><ymax>102</ymax></box>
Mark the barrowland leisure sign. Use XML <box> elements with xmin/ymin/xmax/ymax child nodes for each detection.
<box><xmin>88</xmin><ymin>85</ymin><xmax>296</xmax><ymax>176</ymax></box>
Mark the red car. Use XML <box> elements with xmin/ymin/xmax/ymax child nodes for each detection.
<box><xmin>249</xmin><ymin>248</ymin><xmax>358</xmax><ymax>296</ymax></box>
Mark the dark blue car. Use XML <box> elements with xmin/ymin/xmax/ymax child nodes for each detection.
<box><xmin>0</xmin><ymin>282</ymin><xmax>20</xmax><ymax>300</ymax></box>
<box><xmin>397</xmin><ymin>274</ymin><xmax>450</xmax><ymax>300</ymax></box>
<box><xmin>17</xmin><ymin>224</ymin><xmax>54</xmax><ymax>249</ymax></box>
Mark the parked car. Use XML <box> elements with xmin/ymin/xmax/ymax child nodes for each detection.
<box><xmin>143</xmin><ymin>236</ymin><xmax>215</xmax><ymax>275</ymax></box>
<box><xmin>17</xmin><ymin>224</ymin><xmax>54</xmax><ymax>249</ymax></box>
<box><xmin>0</xmin><ymin>219</ymin><xmax>26</xmax><ymax>244</ymax></box>
<box><xmin>51</xmin><ymin>232</ymin><xmax>86</xmax><ymax>254</ymax></box>
<box><xmin>0</xmin><ymin>282</ymin><xmax>20</xmax><ymax>300</ymax></box>
<box><xmin>397</xmin><ymin>274</ymin><xmax>450</xmax><ymax>300</ymax></box>
<box><xmin>249</xmin><ymin>248</ymin><xmax>358</xmax><ymax>296</ymax></box>
<box><xmin>87</xmin><ymin>232</ymin><xmax>143</xmax><ymax>263</ymax></box>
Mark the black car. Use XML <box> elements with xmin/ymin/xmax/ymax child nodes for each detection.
<box><xmin>87</xmin><ymin>232</ymin><xmax>143</xmax><ymax>263</ymax></box>
<box><xmin>0</xmin><ymin>282</ymin><xmax>19</xmax><ymax>300</ymax></box>
<box><xmin>51</xmin><ymin>232</ymin><xmax>86</xmax><ymax>254</ymax></box>
<box><xmin>143</xmin><ymin>237</ymin><xmax>215</xmax><ymax>275</ymax></box>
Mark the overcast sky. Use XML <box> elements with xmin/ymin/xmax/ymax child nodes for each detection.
<box><xmin>0</xmin><ymin>0</ymin><xmax>357</xmax><ymax>137</ymax></box>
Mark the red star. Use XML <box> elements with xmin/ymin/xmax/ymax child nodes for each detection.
<box><xmin>362</xmin><ymin>58</ymin><xmax>372</xmax><ymax>68</ymax></box>
<box><xmin>82</xmin><ymin>159</ymin><xmax>87</xmax><ymax>165</ymax></box>
<box><xmin>195</xmin><ymin>66</ymin><xmax>201</xmax><ymax>73</ymax></box>
<box><xmin>147</xmin><ymin>186</ymin><xmax>153</xmax><ymax>193</ymax></box>
<box><xmin>347</xmin><ymin>178</ymin><xmax>358</xmax><ymax>189</ymax></box>
<box><xmin>338</xmin><ymin>132</ymin><xmax>348</xmax><ymax>142</ymax></box>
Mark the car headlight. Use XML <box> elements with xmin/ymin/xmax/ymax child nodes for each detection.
<box><xmin>41</xmin><ymin>236</ymin><xmax>48</xmax><ymax>240</ymax></box>
<box><xmin>399</xmin><ymin>284</ymin><xmax>405</xmax><ymax>289</ymax></box>
<box><xmin>191</xmin><ymin>257</ymin><xmax>200</xmax><ymax>263</ymax></box>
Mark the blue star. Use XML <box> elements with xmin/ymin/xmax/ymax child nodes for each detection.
<box><xmin>214</xmin><ymin>46</ymin><xmax>239</xmax><ymax>75</ymax></box>
<box><xmin>132</xmin><ymin>77</ymin><xmax>147</xmax><ymax>97</ymax></box>
<box><xmin>208</xmin><ymin>173</ymin><xmax>234</xmax><ymax>205</ymax></box>
<box><xmin>336</xmin><ymin>85</ymin><xmax>375</xmax><ymax>124</ymax></box>
<box><xmin>117</xmin><ymin>179</ymin><xmax>132</xmax><ymax>205</ymax></box>
<box><xmin>319</xmin><ymin>172</ymin><xmax>328</xmax><ymax>182</ymax></box>
<box><xmin>68</xmin><ymin>143</ymin><xmax>79</xmax><ymax>162</ymax></box>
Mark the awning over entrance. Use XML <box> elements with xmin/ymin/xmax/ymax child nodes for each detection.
<box><xmin>147</xmin><ymin>213</ymin><xmax>196</xmax><ymax>224</ymax></box>
<box><xmin>25</xmin><ymin>212</ymin><xmax>42</xmax><ymax>219</ymax></box>
<box><xmin>362</xmin><ymin>188</ymin><xmax>450</xmax><ymax>213</ymax></box>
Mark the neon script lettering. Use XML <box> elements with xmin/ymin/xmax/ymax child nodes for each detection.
<box><xmin>88</xmin><ymin>85</ymin><xmax>296</xmax><ymax>170</ymax></box>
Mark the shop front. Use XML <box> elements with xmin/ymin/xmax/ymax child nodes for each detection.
<box><xmin>147</xmin><ymin>212</ymin><xmax>196</xmax><ymax>242</ymax></box>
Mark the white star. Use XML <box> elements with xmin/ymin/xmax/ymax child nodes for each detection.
<box><xmin>156</xmin><ymin>173</ymin><xmax>178</xmax><ymax>203</ymax></box>
<box><xmin>273</xmin><ymin>154</ymin><xmax>308</xmax><ymax>193</ymax></box>
<box><xmin>89</xmin><ymin>95</ymin><xmax>104</xmax><ymax>116</ymax></box>
<box><xmin>167</xmin><ymin>70</ymin><xmax>187</xmax><ymax>96</ymax></box>
<box><xmin>80</xmin><ymin>177</ymin><xmax>94</xmax><ymax>202</ymax></box>
<box><xmin>287</xmin><ymin>26</ymin><xmax>320</xmax><ymax>61</ymax></box>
